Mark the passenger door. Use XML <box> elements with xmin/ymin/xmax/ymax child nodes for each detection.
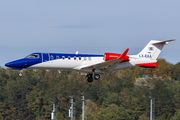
<box><xmin>43</xmin><ymin>53</ymin><xmax>49</xmax><ymax>62</ymax></box>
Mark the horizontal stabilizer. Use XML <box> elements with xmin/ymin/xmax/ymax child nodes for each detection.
<box><xmin>152</xmin><ymin>39</ymin><xmax>175</xmax><ymax>45</ymax></box>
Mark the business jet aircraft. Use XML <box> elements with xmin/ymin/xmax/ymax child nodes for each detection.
<box><xmin>5</xmin><ymin>40</ymin><xmax>174</xmax><ymax>82</ymax></box>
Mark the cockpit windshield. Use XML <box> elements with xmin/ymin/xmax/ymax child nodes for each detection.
<box><xmin>26</xmin><ymin>54</ymin><xmax>39</xmax><ymax>58</ymax></box>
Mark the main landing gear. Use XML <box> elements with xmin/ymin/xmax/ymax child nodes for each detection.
<box><xmin>87</xmin><ymin>74</ymin><xmax>100</xmax><ymax>82</ymax></box>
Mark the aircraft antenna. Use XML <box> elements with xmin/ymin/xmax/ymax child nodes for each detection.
<box><xmin>76</xmin><ymin>51</ymin><xmax>78</xmax><ymax>55</ymax></box>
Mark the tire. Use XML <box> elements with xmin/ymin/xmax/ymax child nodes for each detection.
<box><xmin>18</xmin><ymin>73</ymin><xmax>23</xmax><ymax>77</ymax></box>
<box><xmin>94</xmin><ymin>74</ymin><xmax>100</xmax><ymax>80</ymax></box>
<box><xmin>87</xmin><ymin>77</ymin><xmax>93</xmax><ymax>82</ymax></box>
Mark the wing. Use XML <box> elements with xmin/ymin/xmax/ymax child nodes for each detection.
<box><xmin>78</xmin><ymin>49</ymin><xmax>129</xmax><ymax>72</ymax></box>
<box><xmin>100</xmin><ymin>59</ymin><xmax>123</xmax><ymax>69</ymax></box>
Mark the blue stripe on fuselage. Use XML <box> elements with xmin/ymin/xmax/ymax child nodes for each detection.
<box><xmin>5</xmin><ymin>52</ymin><xmax>104</xmax><ymax>69</ymax></box>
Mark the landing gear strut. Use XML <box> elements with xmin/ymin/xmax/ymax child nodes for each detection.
<box><xmin>18</xmin><ymin>70</ymin><xmax>23</xmax><ymax>77</ymax></box>
<box><xmin>86</xmin><ymin>73</ymin><xmax>100</xmax><ymax>82</ymax></box>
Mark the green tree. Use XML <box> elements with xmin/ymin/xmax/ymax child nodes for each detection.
<box><xmin>172</xmin><ymin>62</ymin><xmax>180</xmax><ymax>80</ymax></box>
<box><xmin>170</xmin><ymin>109</ymin><xmax>180</xmax><ymax>120</ymax></box>
<box><xmin>145</xmin><ymin>58</ymin><xmax>173</xmax><ymax>78</ymax></box>
<box><xmin>93</xmin><ymin>104</ymin><xmax>131</xmax><ymax>120</ymax></box>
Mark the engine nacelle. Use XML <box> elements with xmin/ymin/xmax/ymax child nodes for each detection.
<box><xmin>103</xmin><ymin>53</ymin><xmax>129</xmax><ymax>61</ymax></box>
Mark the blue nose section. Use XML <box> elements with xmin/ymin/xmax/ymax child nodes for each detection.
<box><xmin>5</xmin><ymin>59</ymin><xmax>26</xmax><ymax>68</ymax></box>
<box><xmin>5</xmin><ymin>63</ymin><xmax>10</xmax><ymax>67</ymax></box>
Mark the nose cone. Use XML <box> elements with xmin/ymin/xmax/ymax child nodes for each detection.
<box><xmin>5</xmin><ymin>59</ymin><xmax>25</xmax><ymax>68</ymax></box>
<box><xmin>5</xmin><ymin>62</ymin><xmax>11</xmax><ymax>67</ymax></box>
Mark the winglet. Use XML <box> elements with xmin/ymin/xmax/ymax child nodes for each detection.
<box><xmin>118</xmin><ymin>48</ymin><xmax>129</xmax><ymax>59</ymax></box>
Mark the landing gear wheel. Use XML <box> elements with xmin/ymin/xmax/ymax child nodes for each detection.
<box><xmin>87</xmin><ymin>77</ymin><xmax>93</xmax><ymax>82</ymax></box>
<box><xmin>87</xmin><ymin>73</ymin><xmax>93</xmax><ymax>82</ymax></box>
<box><xmin>18</xmin><ymin>73</ymin><xmax>23</xmax><ymax>77</ymax></box>
<box><xmin>86</xmin><ymin>74</ymin><xmax>92</xmax><ymax>78</ymax></box>
<box><xmin>94</xmin><ymin>74</ymin><xmax>100</xmax><ymax>80</ymax></box>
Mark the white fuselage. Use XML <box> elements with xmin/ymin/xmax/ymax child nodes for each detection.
<box><xmin>28</xmin><ymin>55</ymin><xmax>156</xmax><ymax>73</ymax></box>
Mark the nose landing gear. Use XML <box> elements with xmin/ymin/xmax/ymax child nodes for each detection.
<box><xmin>18</xmin><ymin>70</ymin><xmax>23</xmax><ymax>77</ymax></box>
<box><xmin>86</xmin><ymin>73</ymin><xmax>100</xmax><ymax>82</ymax></box>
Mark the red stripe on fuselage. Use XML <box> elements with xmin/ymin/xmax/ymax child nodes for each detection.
<box><xmin>136</xmin><ymin>63</ymin><xmax>158</xmax><ymax>68</ymax></box>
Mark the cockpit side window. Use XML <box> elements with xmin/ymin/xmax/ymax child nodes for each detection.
<box><xmin>26</xmin><ymin>54</ymin><xmax>39</xmax><ymax>58</ymax></box>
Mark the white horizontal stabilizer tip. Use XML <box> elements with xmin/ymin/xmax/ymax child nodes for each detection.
<box><xmin>152</xmin><ymin>39</ymin><xmax>175</xmax><ymax>45</ymax></box>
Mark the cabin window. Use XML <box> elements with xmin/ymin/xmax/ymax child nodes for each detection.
<box><xmin>74</xmin><ymin>56</ymin><xmax>76</xmax><ymax>60</ymax></box>
<box><xmin>62</xmin><ymin>56</ymin><xmax>65</xmax><ymax>60</ymax></box>
<box><xmin>51</xmin><ymin>55</ymin><xmax>53</xmax><ymax>59</ymax></box>
<box><xmin>56</xmin><ymin>56</ymin><xmax>59</xmax><ymax>59</ymax></box>
<box><xmin>68</xmin><ymin>56</ymin><xmax>71</xmax><ymax>60</ymax></box>
<box><xmin>79</xmin><ymin>56</ymin><xmax>81</xmax><ymax>60</ymax></box>
<box><xmin>84</xmin><ymin>57</ymin><xmax>87</xmax><ymax>61</ymax></box>
<box><xmin>88</xmin><ymin>57</ymin><xmax>91</xmax><ymax>61</ymax></box>
<box><xmin>26</xmin><ymin>54</ymin><xmax>39</xmax><ymax>58</ymax></box>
